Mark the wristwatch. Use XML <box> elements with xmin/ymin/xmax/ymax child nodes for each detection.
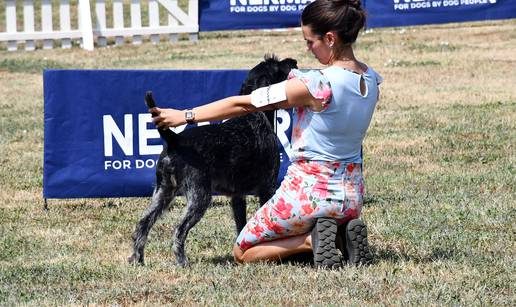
<box><xmin>185</xmin><ymin>110</ymin><xmax>195</xmax><ymax>124</ymax></box>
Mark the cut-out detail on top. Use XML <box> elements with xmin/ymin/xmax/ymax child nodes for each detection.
<box><xmin>359</xmin><ymin>76</ymin><xmax>367</xmax><ymax>97</ymax></box>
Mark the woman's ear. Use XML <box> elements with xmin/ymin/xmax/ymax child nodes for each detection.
<box><xmin>324</xmin><ymin>32</ymin><xmax>337</xmax><ymax>48</ymax></box>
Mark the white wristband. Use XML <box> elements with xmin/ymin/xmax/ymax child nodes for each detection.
<box><xmin>250</xmin><ymin>80</ymin><xmax>287</xmax><ymax>108</ymax></box>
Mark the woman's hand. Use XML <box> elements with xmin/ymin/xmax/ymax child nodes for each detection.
<box><xmin>149</xmin><ymin>107</ymin><xmax>186</xmax><ymax>129</ymax></box>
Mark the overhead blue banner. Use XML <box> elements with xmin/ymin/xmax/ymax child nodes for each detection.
<box><xmin>364</xmin><ymin>0</ymin><xmax>514</xmax><ymax>28</ymax></box>
<box><xmin>43</xmin><ymin>70</ymin><xmax>293</xmax><ymax>198</ymax></box>
<box><xmin>199</xmin><ymin>0</ymin><xmax>314</xmax><ymax>31</ymax></box>
<box><xmin>199</xmin><ymin>0</ymin><xmax>515</xmax><ymax>31</ymax></box>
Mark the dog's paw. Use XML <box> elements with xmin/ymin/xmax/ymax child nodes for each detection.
<box><xmin>128</xmin><ymin>254</ymin><xmax>144</xmax><ymax>265</ymax></box>
<box><xmin>175</xmin><ymin>257</ymin><xmax>189</xmax><ymax>267</ymax></box>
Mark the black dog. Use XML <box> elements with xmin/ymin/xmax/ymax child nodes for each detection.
<box><xmin>128</xmin><ymin>55</ymin><xmax>298</xmax><ymax>266</ymax></box>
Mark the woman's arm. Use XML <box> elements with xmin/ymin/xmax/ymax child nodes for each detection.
<box><xmin>150</xmin><ymin>78</ymin><xmax>320</xmax><ymax>129</ymax></box>
<box><xmin>150</xmin><ymin>95</ymin><xmax>254</xmax><ymax>129</ymax></box>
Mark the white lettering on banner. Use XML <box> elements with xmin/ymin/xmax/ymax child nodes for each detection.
<box><xmin>443</xmin><ymin>0</ymin><xmax>459</xmax><ymax>6</ymax></box>
<box><xmin>276</xmin><ymin>109</ymin><xmax>292</xmax><ymax>161</ymax></box>
<box><xmin>103</xmin><ymin>114</ymin><xmax>133</xmax><ymax>157</ymax></box>
<box><xmin>231</xmin><ymin>0</ymin><xmax>311</xmax><ymax>5</ymax></box>
<box><xmin>138</xmin><ymin>114</ymin><xmax>162</xmax><ymax>155</ymax></box>
<box><xmin>394</xmin><ymin>3</ymin><xmax>410</xmax><ymax>9</ymax></box>
<box><xmin>102</xmin><ymin>112</ymin><xmax>293</xmax><ymax>171</ymax></box>
<box><xmin>104</xmin><ymin>160</ymin><xmax>133</xmax><ymax>170</ymax></box>
<box><xmin>104</xmin><ymin>159</ymin><xmax>159</xmax><ymax>170</ymax></box>
<box><xmin>460</xmin><ymin>0</ymin><xmax>492</xmax><ymax>4</ymax></box>
<box><xmin>393</xmin><ymin>0</ymin><xmax>495</xmax><ymax>10</ymax></box>
<box><xmin>104</xmin><ymin>113</ymin><xmax>163</xmax><ymax>161</ymax></box>
<box><xmin>104</xmin><ymin>114</ymin><xmax>188</xmax><ymax>159</ymax></box>
<box><xmin>412</xmin><ymin>1</ymin><xmax>431</xmax><ymax>8</ymax></box>
<box><xmin>229</xmin><ymin>0</ymin><xmax>314</xmax><ymax>14</ymax></box>
<box><xmin>134</xmin><ymin>159</ymin><xmax>157</xmax><ymax>169</ymax></box>
<box><xmin>230</xmin><ymin>6</ymin><xmax>245</xmax><ymax>12</ymax></box>
<box><xmin>247</xmin><ymin>5</ymin><xmax>268</xmax><ymax>12</ymax></box>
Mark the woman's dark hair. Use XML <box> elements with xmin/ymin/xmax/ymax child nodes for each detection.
<box><xmin>301</xmin><ymin>0</ymin><xmax>366</xmax><ymax>45</ymax></box>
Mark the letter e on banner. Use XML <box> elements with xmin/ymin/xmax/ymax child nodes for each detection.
<box><xmin>138</xmin><ymin>114</ymin><xmax>163</xmax><ymax>155</ymax></box>
<box><xmin>103</xmin><ymin>114</ymin><xmax>133</xmax><ymax>157</ymax></box>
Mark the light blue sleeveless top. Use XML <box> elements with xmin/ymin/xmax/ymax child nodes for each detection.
<box><xmin>288</xmin><ymin>66</ymin><xmax>383</xmax><ymax>163</ymax></box>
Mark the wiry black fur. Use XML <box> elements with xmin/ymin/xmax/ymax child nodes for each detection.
<box><xmin>128</xmin><ymin>55</ymin><xmax>298</xmax><ymax>266</ymax></box>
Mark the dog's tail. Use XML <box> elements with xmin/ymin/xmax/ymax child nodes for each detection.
<box><xmin>145</xmin><ymin>91</ymin><xmax>179</xmax><ymax>146</ymax></box>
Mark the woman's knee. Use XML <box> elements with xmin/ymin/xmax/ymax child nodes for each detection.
<box><xmin>232</xmin><ymin>244</ymin><xmax>244</xmax><ymax>264</ymax></box>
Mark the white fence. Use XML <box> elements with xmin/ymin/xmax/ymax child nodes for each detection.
<box><xmin>0</xmin><ymin>0</ymin><xmax>199</xmax><ymax>51</ymax></box>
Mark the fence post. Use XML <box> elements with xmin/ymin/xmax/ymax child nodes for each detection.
<box><xmin>149</xmin><ymin>0</ymin><xmax>160</xmax><ymax>44</ymax></box>
<box><xmin>168</xmin><ymin>0</ymin><xmax>179</xmax><ymax>43</ymax></box>
<box><xmin>6</xmin><ymin>0</ymin><xmax>17</xmax><ymax>51</ymax></box>
<box><xmin>60</xmin><ymin>0</ymin><xmax>72</xmax><ymax>49</ymax></box>
<box><xmin>188</xmin><ymin>0</ymin><xmax>198</xmax><ymax>42</ymax></box>
<box><xmin>78</xmin><ymin>0</ymin><xmax>94</xmax><ymax>50</ymax></box>
<box><xmin>131</xmin><ymin>0</ymin><xmax>143</xmax><ymax>44</ymax></box>
<box><xmin>96</xmin><ymin>0</ymin><xmax>108</xmax><ymax>46</ymax></box>
<box><xmin>42</xmin><ymin>0</ymin><xmax>54</xmax><ymax>49</ymax></box>
<box><xmin>113</xmin><ymin>0</ymin><xmax>125</xmax><ymax>46</ymax></box>
<box><xmin>23</xmin><ymin>0</ymin><xmax>36</xmax><ymax>51</ymax></box>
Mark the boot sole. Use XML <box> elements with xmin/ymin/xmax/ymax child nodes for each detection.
<box><xmin>313</xmin><ymin>218</ymin><xmax>342</xmax><ymax>268</ymax></box>
<box><xmin>345</xmin><ymin>219</ymin><xmax>373</xmax><ymax>265</ymax></box>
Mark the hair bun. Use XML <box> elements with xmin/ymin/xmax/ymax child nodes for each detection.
<box><xmin>331</xmin><ymin>0</ymin><xmax>362</xmax><ymax>10</ymax></box>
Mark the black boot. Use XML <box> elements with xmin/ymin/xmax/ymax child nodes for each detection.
<box><xmin>311</xmin><ymin>218</ymin><xmax>342</xmax><ymax>269</ymax></box>
<box><xmin>342</xmin><ymin>219</ymin><xmax>373</xmax><ymax>265</ymax></box>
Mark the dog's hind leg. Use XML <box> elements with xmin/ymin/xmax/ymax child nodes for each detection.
<box><xmin>173</xmin><ymin>178</ymin><xmax>211</xmax><ymax>266</ymax></box>
<box><xmin>129</xmin><ymin>185</ymin><xmax>175</xmax><ymax>265</ymax></box>
<box><xmin>231</xmin><ymin>195</ymin><xmax>247</xmax><ymax>234</ymax></box>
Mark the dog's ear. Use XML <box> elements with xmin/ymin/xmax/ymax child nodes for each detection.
<box><xmin>279</xmin><ymin>58</ymin><xmax>298</xmax><ymax>75</ymax></box>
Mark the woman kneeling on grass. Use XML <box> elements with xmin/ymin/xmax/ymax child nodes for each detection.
<box><xmin>150</xmin><ymin>0</ymin><xmax>382</xmax><ymax>268</ymax></box>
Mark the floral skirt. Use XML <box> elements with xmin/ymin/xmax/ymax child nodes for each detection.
<box><xmin>235</xmin><ymin>160</ymin><xmax>365</xmax><ymax>251</ymax></box>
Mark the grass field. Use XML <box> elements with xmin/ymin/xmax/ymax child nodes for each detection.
<box><xmin>0</xmin><ymin>19</ymin><xmax>515</xmax><ymax>305</ymax></box>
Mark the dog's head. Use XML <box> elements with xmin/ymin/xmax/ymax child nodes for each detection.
<box><xmin>239</xmin><ymin>55</ymin><xmax>298</xmax><ymax>95</ymax></box>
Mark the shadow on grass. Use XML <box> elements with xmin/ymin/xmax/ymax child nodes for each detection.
<box><xmin>42</xmin><ymin>199</ymin><xmax>134</xmax><ymax>210</ymax></box>
<box><xmin>209</xmin><ymin>247</ymin><xmax>456</xmax><ymax>268</ymax></box>
<box><xmin>363</xmin><ymin>193</ymin><xmax>406</xmax><ymax>208</ymax></box>
<box><xmin>280</xmin><ymin>252</ymin><xmax>314</xmax><ymax>266</ymax></box>
<box><xmin>208</xmin><ymin>252</ymin><xmax>314</xmax><ymax>267</ymax></box>
<box><xmin>373</xmin><ymin>245</ymin><xmax>457</xmax><ymax>264</ymax></box>
<box><xmin>209</xmin><ymin>255</ymin><xmax>236</xmax><ymax>265</ymax></box>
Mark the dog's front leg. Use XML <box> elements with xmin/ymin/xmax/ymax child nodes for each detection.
<box><xmin>129</xmin><ymin>186</ymin><xmax>175</xmax><ymax>265</ymax></box>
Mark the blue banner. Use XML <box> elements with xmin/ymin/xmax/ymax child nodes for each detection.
<box><xmin>365</xmin><ymin>0</ymin><xmax>515</xmax><ymax>28</ymax></box>
<box><xmin>199</xmin><ymin>0</ymin><xmax>314</xmax><ymax>31</ymax></box>
<box><xmin>199</xmin><ymin>0</ymin><xmax>515</xmax><ymax>31</ymax></box>
<box><xmin>43</xmin><ymin>70</ymin><xmax>293</xmax><ymax>198</ymax></box>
